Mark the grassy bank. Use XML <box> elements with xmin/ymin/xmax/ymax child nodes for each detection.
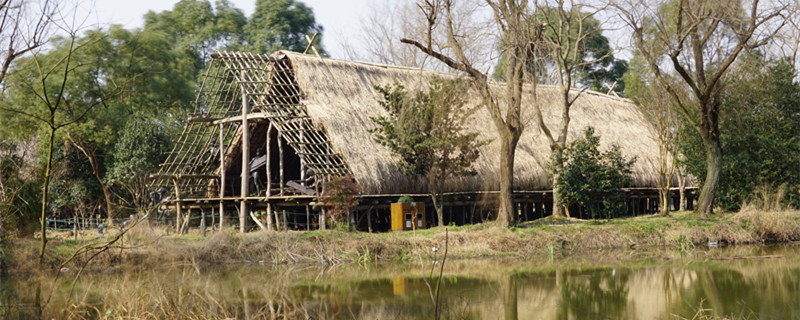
<box><xmin>5</xmin><ymin>209</ymin><xmax>800</xmax><ymax>273</ymax></box>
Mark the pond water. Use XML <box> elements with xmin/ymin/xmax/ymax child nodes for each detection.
<box><xmin>3</xmin><ymin>244</ymin><xmax>800</xmax><ymax>319</ymax></box>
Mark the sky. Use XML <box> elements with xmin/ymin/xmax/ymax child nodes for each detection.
<box><xmin>88</xmin><ymin>0</ymin><xmax>372</xmax><ymax>59</ymax></box>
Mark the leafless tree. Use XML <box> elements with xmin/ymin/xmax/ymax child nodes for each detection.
<box><xmin>0</xmin><ymin>0</ymin><xmax>56</xmax><ymax>88</ymax></box>
<box><xmin>627</xmin><ymin>63</ymin><xmax>683</xmax><ymax>214</ymax></box>
<box><xmin>0</xmin><ymin>0</ymin><xmax>101</xmax><ymax>267</ymax></box>
<box><xmin>771</xmin><ymin>1</ymin><xmax>800</xmax><ymax>70</ymax></box>
<box><xmin>349</xmin><ymin>0</ymin><xmax>496</xmax><ymax>71</ymax></box>
<box><xmin>536</xmin><ymin>0</ymin><xmax>616</xmax><ymax>217</ymax></box>
<box><xmin>401</xmin><ymin>0</ymin><xmax>545</xmax><ymax>227</ymax></box>
<box><xmin>610</xmin><ymin>0</ymin><xmax>792</xmax><ymax>215</ymax></box>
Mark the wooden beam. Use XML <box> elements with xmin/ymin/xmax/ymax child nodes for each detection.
<box><xmin>287</xmin><ymin>181</ymin><xmax>315</xmax><ymax>195</ymax></box>
<box><xmin>186</xmin><ymin>117</ymin><xmax>219</xmax><ymax>124</ymax></box>
<box><xmin>150</xmin><ymin>173</ymin><xmax>218</xmax><ymax>180</ymax></box>
<box><xmin>212</xmin><ymin>112</ymin><xmax>271</xmax><ymax>125</ymax></box>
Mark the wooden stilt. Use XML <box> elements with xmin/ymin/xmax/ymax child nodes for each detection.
<box><xmin>300</xmin><ymin>124</ymin><xmax>306</xmax><ymax>186</ymax></box>
<box><xmin>319</xmin><ymin>177</ymin><xmax>327</xmax><ymax>230</ymax></box>
<box><xmin>279</xmin><ymin>131</ymin><xmax>284</xmax><ymax>196</ymax></box>
<box><xmin>306</xmin><ymin>204</ymin><xmax>311</xmax><ymax>231</ymax></box>
<box><xmin>367</xmin><ymin>207</ymin><xmax>373</xmax><ymax>233</ymax></box>
<box><xmin>266</xmin><ymin>122</ymin><xmax>272</xmax><ymax>197</ymax></box>
<box><xmin>273</xmin><ymin>206</ymin><xmax>281</xmax><ymax>231</ymax></box>
<box><xmin>447</xmin><ymin>205</ymin><xmax>452</xmax><ymax>225</ymax></box>
<box><xmin>266</xmin><ymin>203</ymin><xmax>273</xmax><ymax>231</ymax></box>
<box><xmin>219</xmin><ymin>122</ymin><xmax>226</xmax><ymax>230</ymax></box>
<box><xmin>211</xmin><ymin>207</ymin><xmax>216</xmax><ymax>231</ymax></box>
<box><xmin>240</xmin><ymin>72</ymin><xmax>250</xmax><ymax>233</ymax></box>
<box><xmin>181</xmin><ymin>208</ymin><xmax>190</xmax><ymax>234</ymax></box>
<box><xmin>201</xmin><ymin>208</ymin><xmax>206</xmax><ymax>237</ymax></box>
<box><xmin>173</xmin><ymin>179</ymin><xmax>182</xmax><ymax>234</ymax></box>
<box><xmin>470</xmin><ymin>204</ymin><xmax>476</xmax><ymax>224</ymax></box>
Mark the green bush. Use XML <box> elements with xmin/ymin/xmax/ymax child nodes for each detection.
<box><xmin>397</xmin><ymin>196</ymin><xmax>415</xmax><ymax>203</ymax></box>
<box><xmin>553</xmin><ymin>127</ymin><xmax>636</xmax><ymax>219</ymax></box>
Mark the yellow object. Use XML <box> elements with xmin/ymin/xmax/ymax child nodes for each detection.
<box><xmin>392</xmin><ymin>277</ymin><xmax>406</xmax><ymax>295</ymax></box>
<box><xmin>390</xmin><ymin>202</ymin><xmax>425</xmax><ymax>231</ymax></box>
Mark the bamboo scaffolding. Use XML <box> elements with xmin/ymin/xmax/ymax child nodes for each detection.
<box><xmin>151</xmin><ymin>50</ymin><xmax>349</xmax><ymax>229</ymax></box>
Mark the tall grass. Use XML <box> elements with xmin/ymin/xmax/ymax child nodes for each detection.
<box><xmin>741</xmin><ymin>183</ymin><xmax>792</xmax><ymax>212</ymax></box>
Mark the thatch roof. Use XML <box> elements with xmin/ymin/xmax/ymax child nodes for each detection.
<box><xmin>277</xmin><ymin>51</ymin><xmax>663</xmax><ymax>195</ymax></box>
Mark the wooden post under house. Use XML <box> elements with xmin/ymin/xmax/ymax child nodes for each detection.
<box><xmin>240</xmin><ymin>74</ymin><xmax>249</xmax><ymax>233</ymax></box>
<box><xmin>279</xmin><ymin>131</ymin><xmax>284</xmax><ymax>196</ymax></box>
<box><xmin>219</xmin><ymin>122</ymin><xmax>226</xmax><ymax>230</ymax></box>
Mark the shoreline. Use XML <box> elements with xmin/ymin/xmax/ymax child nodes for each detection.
<box><xmin>4</xmin><ymin>209</ymin><xmax>800</xmax><ymax>274</ymax></box>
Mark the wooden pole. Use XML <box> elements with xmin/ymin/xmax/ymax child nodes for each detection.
<box><xmin>306</xmin><ymin>204</ymin><xmax>311</xmax><ymax>231</ymax></box>
<box><xmin>219</xmin><ymin>122</ymin><xmax>226</xmax><ymax>230</ymax></box>
<box><xmin>319</xmin><ymin>177</ymin><xmax>326</xmax><ymax>230</ymax></box>
<box><xmin>210</xmin><ymin>207</ymin><xmax>215</xmax><ymax>231</ymax></box>
<box><xmin>266</xmin><ymin>122</ymin><xmax>272</xmax><ymax>197</ymax></box>
<box><xmin>274</xmin><ymin>206</ymin><xmax>281</xmax><ymax>231</ymax></box>
<box><xmin>282</xmin><ymin>210</ymin><xmax>288</xmax><ymax>232</ymax></box>
<box><xmin>367</xmin><ymin>206</ymin><xmax>373</xmax><ymax>233</ymax></box>
<box><xmin>201</xmin><ymin>208</ymin><xmax>206</xmax><ymax>237</ymax></box>
<box><xmin>181</xmin><ymin>208</ymin><xmax>189</xmax><ymax>235</ymax></box>
<box><xmin>249</xmin><ymin>208</ymin><xmax>267</xmax><ymax>231</ymax></box>
<box><xmin>173</xmin><ymin>179</ymin><xmax>181</xmax><ymax>234</ymax></box>
<box><xmin>279</xmin><ymin>131</ymin><xmax>284</xmax><ymax>196</ymax></box>
<box><xmin>266</xmin><ymin>203</ymin><xmax>273</xmax><ymax>231</ymax></box>
<box><xmin>240</xmin><ymin>73</ymin><xmax>249</xmax><ymax>233</ymax></box>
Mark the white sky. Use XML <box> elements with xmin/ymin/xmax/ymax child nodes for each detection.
<box><xmin>84</xmin><ymin>0</ymin><xmax>635</xmax><ymax>64</ymax></box>
<box><xmin>88</xmin><ymin>0</ymin><xmax>371</xmax><ymax>59</ymax></box>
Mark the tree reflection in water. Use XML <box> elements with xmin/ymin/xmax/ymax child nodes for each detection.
<box><xmin>2</xmin><ymin>245</ymin><xmax>800</xmax><ymax>319</ymax></box>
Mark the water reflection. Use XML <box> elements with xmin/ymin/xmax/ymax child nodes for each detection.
<box><xmin>2</xmin><ymin>244</ymin><xmax>800</xmax><ymax>319</ymax></box>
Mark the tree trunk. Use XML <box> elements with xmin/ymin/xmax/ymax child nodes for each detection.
<box><xmin>70</xmin><ymin>140</ymin><xmax>115</xmax><ymax>218</ymax></box>
<box><xmin>101</xmin><ymin>184</ymin><xmax>114</xmax><ymax>218</ymax></box>
<box><xmin>679</xmin><ymin>174</ymin><xmax>687</xmax><ymax>211</ymax></box>
<box><xmin>696</xmin><ymin>135</ymin><xmax>722</xmax><ymax>216</ymax></box>
<box><xmin>658</xmin><ymin>188</ymin><xmax>671</xmax><ymax>215</ymax></box>
<box><xmin>38</xmin><ymin>126</ymin><xmax>56</xmax><ymax>268</ymax></box>
<box><xmin>431</xmin><ymin>193</ymin><xmax>444</xmax><ymax>227</ymax></box>
<box><xmin>498</xmin><ymin>133</ymin><xmax>519</xmax><ymax>227</ymax></box>
<box><xmin>551</xmin><ymin>151</ymin><xmax>567</xmax><ymax>218</ymax></box>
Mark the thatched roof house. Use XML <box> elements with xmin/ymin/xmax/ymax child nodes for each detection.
<box><xmin>153</xmin><ymin>50</ymin><xmax>664</xmax><ymax>203</ymax></box>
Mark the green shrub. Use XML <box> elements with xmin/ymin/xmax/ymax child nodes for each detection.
<box><xmin>397</xmin><ymin>196</ymin><xmax>415</xmax><ymax>203</ymax></box>
<box><xmin>553</xmin><ymin>127</ymin><xmax>636</xmax><ymax>219</ymax></box>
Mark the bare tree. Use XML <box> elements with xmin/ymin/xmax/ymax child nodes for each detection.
<box><xmin>401</xmin><ymin>0</ymin><xmax>545</xmax><ymax>227</ymax></box>
<box><xmin>535</xmin><ymin>0</ymin><xmax>617</xmax><ymax>217</ymax></box>
<box><xmin>0</xmin><ymin>0</ymin><xmax>56</xmax><ymax>87</ymax></box>
<box><xmin>350</xmin><ymin>0</ymin><xmax>496</xmax><ymax>71</ymax></box>
<box><xmin>610</xmin><ymin>0</ymin><xmax>792</xmax><ymax>215</ymax></box>
<box><xmin>625</xmin><ymin>54</ymin><xmax>683</xmax><ymax>214</ymax></box>
<box><xmin>0</xmin><ymin>2</ymin><xmax>101</xmax><ymax>267</ymax></box>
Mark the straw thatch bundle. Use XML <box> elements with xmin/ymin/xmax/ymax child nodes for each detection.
<box><xmin>276</xmin><ymin>51</ymin><xmax>661</xmax><ymax>195</ymax></box>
